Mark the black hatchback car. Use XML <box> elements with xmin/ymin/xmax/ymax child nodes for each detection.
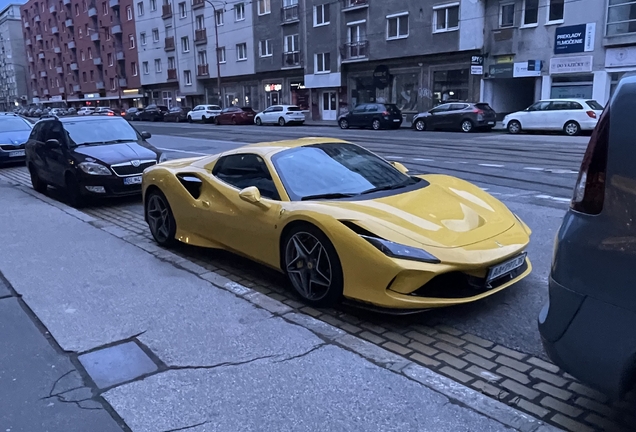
<box><xmin>338</xmin><ymin>103</ymin><xmax>403</xmax><ymax>130</ymax></box>
<box><xmin>412</xmin><ymin>102</ymin><xmax>497</xmax><ymax>133</ymax></box>
<box><xmin>163</xmin><ymin>106</ymin><xmax>192</xmax><ymax>123</ymax></box>
<box><xmin>25</xmin><ymin>116</ymin><xmax>165</xmax><ymax>207</ymax></box>
<box><xmin>135</xmin><ymin>104</ymin><xmax>169</xmax><ymax>122</ymax></box>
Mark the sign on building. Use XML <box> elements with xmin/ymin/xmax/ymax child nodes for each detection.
<box><xmin>471</xmin><ymin>56</ymin><xmax>484</xmax><ymax>75</ymax></box>
<box><xmin>554</xmin><ymin>23</ymin><xmax>596</xmax><ymax>54</ymax></box>
<box><xmin>549</xmin><ymin>55</ymin><xmax>593</xmax><ymax>74</ymax></box>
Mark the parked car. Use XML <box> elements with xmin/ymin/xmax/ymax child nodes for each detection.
<box><xmin>0</xmin><ymin>114</ymin><xmax>33</xmax><ymax>166</ymax></box>
<box><xmin>25</xmin><ymin>115</ymin><xmax>165</xmax><ymax>207</ymax></box>
<box><xmin>96</xmin><ymin>108</ymin><xmax>124</xmax><ymax>117</ymax></box>
<box><xmin>66</xmin><ymin>107</ymin><xmax>77</xmax><ymax>115</ymax></box>
<box><xmin>49</xmin><ymin>108</ymin><xmax>65</xmax><ymax>117</ymax></box>
<box><xmin>338</xmin><ymin>103</ymin><xmax>403</xmax><ymax>130</ymax></box>
<box><xmin>77</xmin><ymin>107</ymin><xmax>96</xmax><ymax>116</ymax></box>
<box><xmin>503</xmin><ymin>98</ymin><xmax>604</xmax><ymax>136</ymax></box>
<box><xmin>215</xmin><ymin>107</ymin><xmax>256</xmax><ymax>125</ymax></box>
<box><xmin>136</xmin><ymin>104</ymin><xmax>168</xmax><ymax>122</ymax></box>
<box><xmin>412</xmin><ymin>102</ymin><xmax>497</xmax><ymax>133</ymax></box>
<box><xmin>187</xmin><ymin>105</ymin><xmax>222</xmax><ymax>123</ymax></box>
<box><xmin>163</xmin><ymin>106</ymin><xmax>191</xmax><ymax>123</ymax></box>
<box><xmin>538</xmin><ymin>75</ymin><xmax>636</xmax><ymax>400</ymax></box>
<box><xmin>254</xmin><ymin>105</ymin><xmax>305</xmax><ymax>126</ymax></box>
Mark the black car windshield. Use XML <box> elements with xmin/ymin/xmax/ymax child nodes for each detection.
<box><xmin>0</xmin><ymin>117</ymin><xmax>33</xmax><ymax>132</ymax></box>
<box><xmin>64</xmin><ymin>119</ymin><xmax>139</xmax><ymax>146</ymax></box>
<box><xmin>272</xmin><ymin>143</ymin><xmax>418</xmax><ymax>201</ymax></box>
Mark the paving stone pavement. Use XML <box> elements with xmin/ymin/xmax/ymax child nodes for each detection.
<box><xmin>1</xmin><ymin>166</ymin><xmax>635</xmax><ymax>432</ymax></box>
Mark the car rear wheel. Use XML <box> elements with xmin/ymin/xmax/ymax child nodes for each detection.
<box><xmin>460</xmin><ymin>119</ymin><xmax>474</xmax><ymax>133</ymax></box>
<box><xmin>415</xmin><ymin>119</ymin><xmax>426</xmax><ymax>131</ymax></box>
<box><xmin>564</xmin><ymin>121</ymin><xmax>580</xmax><ymax>136</ymax></box>
<box><xmin>372</xmin><ymin>119</ymin><xmax>381</xmax><ymax>130</ymax></box>
<box><xmin>339</xmin><ymin>119</ymin><xmax>349</xmax><ymax>129</ymax></box>
<box><xmin>507</xmin><ymin>120</ymin><xmax>522</xmax><ymax>134</ymax></box>
<box><xmin>29</xmin><ymin>164</ymin><xmax>47</xmax><ymax>194</ymax></box>
<box><xmin>278</xmin><ymin>117</ymin><xmax>286</xmax><ymax>126</ymax></box>
<box><xmin>65</xmin><ymin>173</ymin><xmax>85</xmax><ymax>208</ymax></box>
<box><xmin>175</xmin><ymin>117</ymin><xmax>180</xmax><ymax>123</ymax></box>
<box><xmin>146</xmin><ymin>189</ymin><xmax>177</xmax><ymax>247</ymax></box>
<box><xmin>283</xmin><ymin>224</ymin><xmax>343</xmax><ymax>307</ymax></box>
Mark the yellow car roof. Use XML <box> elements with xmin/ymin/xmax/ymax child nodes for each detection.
<box><xmin>242</xmin><ymin>137</ymin><xmax>351</xmax><ymax>156</ymax></box>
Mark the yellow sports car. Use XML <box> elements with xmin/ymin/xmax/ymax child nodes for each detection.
<box><xmin>142</xmin><ymin>138</ymin><xmax>532</xmax><ymax>310</ymax></box>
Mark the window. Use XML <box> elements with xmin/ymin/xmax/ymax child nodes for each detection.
<box><xmin>131</xmin><ymin>61</ymin><xmax>138</xmax><ymax>75</ymax></box>
<box><xmin>197</xmin><ymin>50</ymin><xmax>207</xmax><ymax>64</ymax></box>
<box><xmin>196</xmin><ymin>14</ymin><xmax>204</xmax><ymax>29</ymax></box>
<box><xmin>315</xmin><ymin>52</ymin><xmax>330</xmax><ymax>73</ymax></box>
<box><xmin>79</xmin><ymin>27</ymin><xmax>83</xmax><ymax>37</ymax></box>
<box><xmin>284</xmin><ymin>34</ymin><xmax>299</xmax><ymax>52</ymax></box>
<box><xmin>547</xmin><ymin>0</ymin><xmax>564</xmax><ymax>23</ymax></box>
<box><xmin>184</xmin><ymin>70</ymin><xmax>192</xmax><ymax>85</ymax></box>
<box><xmin>88</xmin><ymin>47</ymin><xmax>92</xmax><ymax>58</ymax></box>
<box><xmin>102</xmin><ymin>1</ymin><xmax>107</xmax><ymax>15</ymax></box>
<box><xmin>259</xmin><ymin>39</ymin><xmax>272</xmax><ymax>57</ymax></box>
<box><xmin>215</xmin><ymin>9</ymin><xmax>224</xmax><ymax>26</ymax></box>
<box><xmin>143</xmin><ymin>61</ymin><xmax>149</xmax><ymax>74</ymax></box>
<box><xmin>150</xmin><ymin>0</ymin><xmax>156</xmax><ymax>11</ymax></box>
<box><xmin>105</xmin><ymin>27</ymin><xmax>111</xmax><ymax>40</ymax></box>
<box><xmin>387</xmin><ymin>12</ymin><xmax>408</xmax><ymax>39</ymax></box>
<box><xmin>140</xmin><ymin>32</ymin><xmax>146</xmax><ymax>45</ymax></box>
<box><xmin>82</xmin><ymin>71</ymin><xmax>87</xmax><ymax>82</ymax></box>
<box><xmin>433</xmin><ymin>3</ymin><xmax>459</xmax><ymax>33</ymax></box>
<box><xmin>107</xmin><ymin>53</ymin><xmax>113</xmax><ymax>65</ymax></box>
<box><xmin>607</xmin><ymin>0</ymin><xmax>636</xmax><ymax>36</ymax></box>
<box><xmin>235</xmin><ymin>3</ymin><xmax>244</xmax><ymax>21</ymax></box>
<box><xmin>181</xmin><ymin>36</ymin><xmax>189</xmax><ymax>52</ymax></box>
<box><xmin>257</xmin><ymin>0</ymin><xmax>270</xmax><ymax>15</ymax></box>
<box><xmin>314</xmin><ymin>3</ymin><xmax>329</xmax><ymax>26</ymax></box>
<box><xmin>75</xmin><ymin>4</ymin><xmax>79</xmax><ymax>15</ymax></box>
<box><xmin>213</xmin><ymin>154</ymin><xmax>280</xmax><ymax>200</ymax></box>
<box><xmin>129</xmin><ymin>34</ymin><xmax>135</xmax><ymax>48</ymax></box>
<box><xmin>217</xmin><ymin>47</ymin><xmax>226</xmax><ymax>63</ymax></box>
<box><xmin>236</xmin><ymin>42</ymin><xmax>247</xmax><ymax>60</ymax></box>
<box><xmin>500</xmin><ymin>3</ymin><xmax>514</xmax><ymax>28</ymax></box>
<box><xmin>126</xmin><ymin>5</ymin><xmax>133</xmax><ymax>19</ymax></box>
<box><xmin>154</xmin><ymin>58</ymin><xmax>161</xmax><ymax>72</ymax></box>
<box><xmin>168</xmin><ymin>56</ymin><xmax>176</xmax><ymax>69</ymax></box>
<box><xmin>82</xmin><ymin>0</ymin><xmax>86</xmax><ymax>11</ymax></box>
<box><xmin>152</xmin><ymin>28</ymin><xmax>159</xmax><ymax>42</ymax></box>
<box><xmin>110</xmin><ymin>77</ymin><xmax>116</xmax><ymax>89</ymax></box>
<box><xmin>179</xmin><ymin>2</ymin><xmax>186</xmax><ymax>18</ymax></box>
<box><xmin>90</xmin><ymin>69</ymin><xmax>94</xmax><ymax>81</ymax></box>
<box><xmin>81</xmin><ymin>50</ymin><xmax>85</xmax><ymax>60</ymax></box>
<box><xmin>137</xmin><ymin>1</ymin><xmax>144</xmax><ymax>16</ymax></box>
<box><xmin>522</xmin><ymin>0</ymin><xmax>538</xmax><ymax>26</ymax></box>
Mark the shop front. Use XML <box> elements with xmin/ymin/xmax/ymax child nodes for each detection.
<box><xmin>547</xmin><ymin>55</ymin><xmax>595</xmax><ymax>99</ymax></box>
<box><xmin>304</xmin><ymin>72</ymin><xmax>342</xmax><ymax>120</ymax></box>
<box><xmin>605</xmin><ymin>45</ymin><xmax>636</xmax><ymax>103</ymax></box>
<box><xmin>259</xmin><ymin>77</ymin><xmax>309</xmax><ymax>111</ymax></box>
<box><xmin>481</xmin><ymin>56</ymin><xmax>541</xmax><ymax>117</ymax></box>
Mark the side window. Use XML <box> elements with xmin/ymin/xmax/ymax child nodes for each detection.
<box><xmin>569</xmin><ymin>102</ymin><xmax>584</xmax><ymax>110</ymax></box>
<box><xmin>528</xmin><ymin>101</ymin><xmax>551</xmax><ymax>111</ymax></box>
<box><xmin>353</xmin><ymin>105</ymin><xmax>367</xmax><ymax>113</ymax></box>
<box><xmin>366</xmin><ymin>104</ymin><xmax>379</xmax><ymax>112</ymax></box>
<box><xmin>273</xmin><ymin>106</ymin><xmax>284</xmax><ymax>112</ymax></box>
<box><xmin>48</xmin><ymin>122</ymin><xmax>68</xmax><ymax>144</ymax></box>
<box><xmin>212</xmin><ymin>153</ymin><xmax>280</xmax><ymax>200</ymax></box>
<box><xmin>221</xmin><ymin>108</ymin><xmax>230</xmax><ymax>113</ymax></box>
<box><xmin>449</xmin><ymin>103</ymin><xmax>467</xmax><ymax>111</ymax></box>
<box><xmin>30</xmin><ymin>123</ymin><xmax>44</xmax><ymax>141</ymax></box>
<box><xmin>430</xmin><ymin>104</ymin><xmax>450</xmax><ymax>114</ymax></box>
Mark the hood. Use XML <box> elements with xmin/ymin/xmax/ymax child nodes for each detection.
<box><xmin>318</xmin><ymin>175</ymin><xmax>516</xmax><ymax>249</ymax></box>
<box><xmin>0</xmin><ymin>130</ymin><xmax>31</xmax><ymax>146</ymax></box>
<box><xmin>73</xmin><ymin>142</ymin><xmax>158</xmax><ymax>165</ymax></box>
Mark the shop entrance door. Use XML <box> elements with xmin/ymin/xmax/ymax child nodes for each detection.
<box><xmin>321</xmin><ymin>91</ymin><xmax>337</xmax><ymax>121</ymax></box>
<box><xmin>266</xmin><ymin>92</ymin><xmax>280</xmax><ymax>107</ymax></box>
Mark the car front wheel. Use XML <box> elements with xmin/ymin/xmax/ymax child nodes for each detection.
<box><xmin>339</xmin><ymin>119</ymin><xmax>349</xmax><ymax>129</ymax></box>
<box><xmin>507</xmin><ymin>120</ymin><xmax>522</xmax><ymax>134</ymax></box>
<box><xmin>145</xmin><ymin>189</ymin><xmax>177</xmax><ymax>247</ymax></box>
<box><xmin>29</xmin><ymin>164</ymin><xmax>47</xmax><ymax>194</ymax></box>
<box><xmin>187</xmin><ymin>116</ymin><xmax>192</xmax><ymax>123</ymax></box>
<box><xmin>278</xmin><ymin>117</ymin><xmax>286</xmax><ymax>126</ymax></box>
<box><xmin>65</xmin><ymin>173</ymin><xmax>85</xmax><ymax>208</ymax></box>
<box><xmin>414</xmin><ymin>119</ymin><xmax>426</xmax><ymax>131</ymax></box>
<box><xmin>255</xmin><ymin>117</ymin><xmax>262</xmax><ymax>126</ymax></box>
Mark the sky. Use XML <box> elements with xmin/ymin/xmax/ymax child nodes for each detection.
<box><xmin>1</xmin><ymin>0</ymin><xmax>24</xmax><ymax>12</ymax></box>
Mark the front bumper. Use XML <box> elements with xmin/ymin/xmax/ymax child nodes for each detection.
<box><xmin>0</xmin><ymin>147</ymin><xmax>26</xmax><ymax>165</ymax></box>
<box><xmin>78</xmin><ymin>174</ymin><xmax>143</xmax><ymax>197</ymax></box>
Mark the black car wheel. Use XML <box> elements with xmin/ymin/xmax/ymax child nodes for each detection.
<box><xmin>372</xmin><ymin>119</ymin><xmax>381</xmax><ymax>130</ymax></box>
<box><xmin>29</xmin><ymin>164</ymin><xmax>47</xmax><ymax>194</ymax></box>
<box><xmin>256</xmin><ymin>117</ymin><xmax>262</xmax><ymax>126</ymax></box>
<box><xmin>283</xmin><ymin>223</ymin><xmax>343</xmax><ymax>307</ymax></box>
<box><xmin>188</xmin><ymin>116</ymin><xmax>193</xmax><ymax>123</ymax></box>
<box><xmin>278</xmin><ymin>117</ymin><xmax>286</xmax><ymax>126</ymax></box>
<box><xmin>175</xmin><ymin>117</ymin><xmax>180</xmax><ymax>123</ymax></box>
<box><xmin>414</xmin><ymin>119</ymin><xmax>427</xmax><ymax>131</ymax></box>
<box><xmin>460</xmin><ymin>119</ymin><xmax>474</xmax><ymax>133</ymax></box>
<box><xmin>202</xmin><ymin>115</ymin><xmax>207</xmax><ymax>124</ymax></box>
<box><xmin>65</xmin><ymin>173</ymin><xmax>85</xmax><ymax>208</ymax></box>
<box><xmin>231</xmin><ymin>117</ymin><xmax>237</xmax><ymax>125</ymax></box>
<box><xmin>339</xmin><ymin>119</ymin><xmax>349</xmax><ymax>129</ymax></box>
<box><xmin>146</xmin><ymin>189</ymin><xmax>177</xmax><ymax>247</ymax></box>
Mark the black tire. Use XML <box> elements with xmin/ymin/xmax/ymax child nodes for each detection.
<box><xmin>414</xmin><ymin>119</ymin><xmax>426</xmax><ymax>131</ymax></box>
<box><xmin>460</xmin><ymin>119</ymin><xmax>474</xmax><ymax>133</ymax></box>
<box><xmin>282</xmin><ymin>223</ymin><xmax>343</xmax><ymax>307</ymax></box>
<box><xmin>564</xmin><ymin>121</ymin><xmax>580</xmax><ymax>136</ymax></box>
<box><xmin>278</xmin><ymin>117</ymin><xmax>286</xmax><ymax>126</ymax></box>
<box><xmin>256</xmin><ymin>117</ymin><xmax>262</xmax><ymax>126</ymax></box>
<box><xmin>507</xmin><ymin>120</ymin><xmax>522</xmax><ymax>134</ymax></box>
<box><xmin>175</xmin><ymin>117</ymin><xmax>180</xmax><ymax>123</ymax></box>
<box><xmin>65</xmin><ymin>173</ymin><xmax>85</xmax><ymax>208</ymax></box>
<box><xmin>231</xmin><ymin>117</ymin><xmax>237</xmax><ymax>125</ymax></box>
<box><xmin>145</xmin><ymin>189</ymin><xmax>177</xmax><ymax>247</ymax></box>
<box><xmin>339</xmin><ymin>119</ymin><xmax>349</xmax><ymax>129</ymax></box>
<box><xmin>372</xmin><ymin>119</ymin><xmax>381</xmax><ymax>130</ymax></box>
<box><xmin>201</xmin><ymin>115</ymin><xmax>207</xmax><ymax>124</ymax></box>
<box><xmin>29</xmin><ymin>164</ymin><xmax>47</xmax><ymax>194</ymax></box>
<box><xmin>188</xmin><ymin>116</ymin><xmax>192</xmax><ymax>123</ymax></box>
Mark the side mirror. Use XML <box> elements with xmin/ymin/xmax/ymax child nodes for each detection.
<box><xmin>391</xmin><ymin>161</ymin><xmax>409</xmax><ymax>174</ymax></box>
<box><xmin>140</xmin><ymin>131</ymin><xmax>152</xmax><ymax>139</ymax></box>
<box><xmin>45</xmin><ymin>138</ymin><xmax>60</xmax><ymax>148</ymax></box>
<box><xmin>239</xmin><ymin>186</ymin><xmax>270</xmax><ymax>209</ymax></box>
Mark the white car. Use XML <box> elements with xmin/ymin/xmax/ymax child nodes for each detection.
<box><xmin>77</xmin><ymin>107</ymin><xmax>96</xmax><ymax>116</ymax></box>
<box><xmin>187</xmin><ymin>105</ymin><xmax>222</xmax><ymax>123</ymax></box>
<box><xmin>503</xmin><ymin>98</ymin><xmax>604</xmax><ymax>136</ymax></box>
<box><xmin>254</xmin><ymin>105</ymin><xmax>305</xmax><ymax>126</ymax></box>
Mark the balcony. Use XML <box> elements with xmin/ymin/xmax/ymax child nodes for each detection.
<box><xmin>65</xmin><ymin>18</ymin><xmax>73</xmax><ymax>27</ymax></box>
<box><xmin>342</xmin><ymin>0</ymin><xmax>368</xmax><ymax>11</ymax></box>
<box><xmin>54</xmin><ymin>46</ymin><xmax>61</xmax><ymax>54</ymax></box>
<box><xmin>88</xmin><ymin>7</ymin><xmax>97</xmax><ymax>17</ymax></box>
<box><xmin>32</xmin><ymin>90</ymin><xmax>38</xmax><ymax>96</ymax></box>
<box><xmin>36</xmin><ymin>34</ymin><xmax>43</xmax><ymax>41</ymax></box>
<box><xmin>73</xmin><ymin>84</ymin><xmax>80</xmax><ymax>92</ymax></box>
<box><xmin>93</xmin><ymin>57</ymin><xmax>103</xmax><ymax>66</ymax></box>
<box><xmin>26</xmin><ymin>39</ymin><xmax>32</xmax><ymax>46</ymax></box>
<box><xmin>162</xmin><ymin>4</ymin><xmax>172</xmax><ymax>18</ymax></box>
<box><xmin>28</xmin><ymin>56</ymin><xmax>34</xmax><ymax>62</ymax></box>
<box><xmin>34</xmin><ymin>15</ymin><xmax>40</xmax><ymax>22</ymax></box>
<box><xmin>167</xmin><ymin>68</ymin><xmax>177</xmax><ymax>80</ymax></box>
<box><xmin>42</xmin><ymin>89</ymin><xmax>49</xmax><ymax>95</ymax></box>
<box><xmin>195</xmin><ymin>28</ymin><xmax>207</xmax><ymax>44</ymax></box>
<box><xmin>38</xmin><ymin>52</ymin><xmax>45</xmax><ymax>59</ymax></box>
<box><xmin>51</xmin><ymin>26</ymin><xmax>59</xmax><ymax>34</ymax></box>
<box><xmin>340</xmin><ymin>40</ymin><xmax>368</xmax><ymax>61</ymax></box>
<box><xmin>24</xmin><ymin>21</ymin><xmax>29</xmax><ymax>28</ymax></box>
<box><xmin>70</xmin><ymin>62</ymin><xmax>78</xmax><ymax>70</ymax></box>
<box><xmin>56</xmin><ymin>66</ymin><xmax>63</xmax><ymax>74</ymax></box>
<box><xmin>40</xmin><ymin>71</ymin><xmax>47</xmax><ymax>78</ymax></box>
<box><xmin>30</xmin><ymin>73</ymin><xmax>36</xmax><ymax>79</ymax></box>
<box><xmin>282</xmin><ymin>51</ymin><xmax>300</xmax><ymax>67</ymax></box>
<box><xmin>109</xmin><ymin>0</ymin><xmax>120</xmax><ymax>8</ymax></box>
<box><xmin>281</xmin><ymin>4</ymin><xmax>299</xmax><ymax>23</ymax></box>
<box><xmin>192</xmin><ymin>0</ymin><xmax>205</xmax><ymax>8</ymax></box>
<box><xmin>197</xmin><ymin>63</ymin><xmax>209</xmax><ymax>76</ymax></box>
<box><xmin>96</xmin><ymin>81</ymin><xmax>105</xmax><ymax>90</ymax></box>
<box><xmin>58</xmin><ymin>87</ymin><xmax>65</xmax><ymax>93</ymax></box>
<box><xmin>118</xmin><ymin>78</ymin><xmax>127</xmax><ymax>87</ymax></box>
<box><xmin>64</xmin><ymin>0</ymin><xmax>71</xmax><ymax>5</ymax></box>
<box><xmin>164</xmin><ymin>36</ymin><xmax>175</xmax><ymax>51</ymax></box>
<box><xmin>49</xmin><ymin>5</ymin><xmax>57</xmax><ymax>13</ymax></box>
<box><xmin>90</xmin><ymin>32</ymin><xmax>100</xmax><ymax>41</ymax></box>
<box><xmin>116</xmin><ymin>49</ymin><xmax>125</xmax><ymax>61</ymax></box>
<box><xmin>112</xmin><ymin>24</ymin><xmax>122</xmax><ymax>34</ymax></box>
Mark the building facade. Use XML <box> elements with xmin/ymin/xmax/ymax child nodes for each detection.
<box><xmin>0</xmin><ymin>4</ymin><xmax>29</xmax><ymax>110</ymax></box>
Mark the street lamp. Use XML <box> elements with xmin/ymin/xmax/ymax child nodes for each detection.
<box><xmin>204</xmin><ymin>0</ymin><xmax>223</xmax><ymax>106</ymax></box>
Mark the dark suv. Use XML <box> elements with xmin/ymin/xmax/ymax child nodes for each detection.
<box><xmin>136</xmin><ymin>104</ymin><xmax>169</xmax><ymax>122</ymax></box>
<box><xmin>538</xmin><ymin>75</ymin><xmax>636</xmax><ymax>399</ymax></box>
<box><xmin>338</xmin><ymin>103</ymin><xmax>403</xmax><ymax>130</ymax></box>
<box><xmin>412</xmin><ymin>102</ymin><xmax>497</xmax><ymax>133</ymax></box>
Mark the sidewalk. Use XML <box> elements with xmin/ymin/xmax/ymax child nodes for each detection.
<box><xmin>0</xmin><ymin>180</ymin><xmax>557</xmax><ymax>432</ymax></box>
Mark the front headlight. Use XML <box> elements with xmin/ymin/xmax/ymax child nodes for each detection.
<box><xmin>79</xmin><ymin>161</ymin><xmax>111</xmax><ymax>175</ymax></box>
<box><xmin>159</xmin><ymin>153</ymin><xmax>168</xmax><ymax>163</ymax></box>
<box><xmin>361</xmin><ymin>235</ymin><xmax>440</xmax><ymax>263</ymax></box>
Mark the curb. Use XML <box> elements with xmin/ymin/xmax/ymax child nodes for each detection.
<box><xmin>7</xmin><ymin>180</ymin><xmax>562</xmax><ymax>432</ymax></box>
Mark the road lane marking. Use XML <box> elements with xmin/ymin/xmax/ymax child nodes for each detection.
<box><xmin>413</xmin><ymin>158</ymin><xmax>434</xmax><ymax>162</ymax></box>
<box><xmin>535</xmin><ymin>194</ymin><xmax>571</xmax><ymax>203</ymax></box>
<box><xmin>386</xmin><ymin>156</ymin><xmax>403</xmax><ymax>159</ymax></box>
<box><xmin>524</xmin><ymin>167</ymin><xmax>545</xmax><ymax>171</ymax></box>
<box><xmin>157</xmin><ymin>147</ymin><xmax>210</xmax><ymax>156</ymax></box>
<box><xmin>478</xmin><ymin>163</ymin><xmax>505</xmax><ymax>168</ymax></box>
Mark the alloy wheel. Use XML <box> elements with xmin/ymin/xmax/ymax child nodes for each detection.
<box><xmin>339</xmin><ymin>119</ymin><xmax>349</xmax><ymax>129</ymax></box>
<box><xmin>147</xmin><ymin>194</ymin><xmax>173</xmax><ymax>244</ymax></box>
<box><xmin>256</xmin><ymin>118</ymin><xmax>262</xmax><ymax>126</ymax></box>
<box><xmin>564</xmin><ymin>121</ymin><xmax>580</xmax><ymax>136</ymax></box>
<box><xmin>461</xmin><ymin>120</ymin><xmax>473</xmax><ymax>133</ymax></box>
<box><xmin>372</xmin><ymin>119</ymin><xmax>381</xmax><ymax>130</ymax></box>
<box><xmin>508</xmin><ymin>120</ymin><xmax>521</xmax><ymax>134</ymax></box>
<box><xmin>415</xmin><ymin>119</ymin><xmax>426</xmax><ymax>131</ymax></box>
<box><xmin>285</xmin><ymin>232</ymin><xmax>333</xmax><ymax>301</ymax></box>
<box><xmin>278</xmin><ymin>117</ymin><xmax>286</xmax><ymax>126</ymax></box>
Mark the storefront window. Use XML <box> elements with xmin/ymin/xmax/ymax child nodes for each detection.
<box><xmin>390</xmin><ymin>72</ymin><xmax>419</xmax><ymax>112</ymax></box>
<box><xmin>244</xmin><ymin>85</ymin><xmax>259</xmax><ymax>109</ymax></box>
<box><xmin>432</xmin><ymin>69</ymin><xmax>469</xmax><ymax>105</ymax></box>
<box><xmin>223</xmin><ymin>85</ymin><xmax>240</xmax><ymax>107</ymax></box>
<box><xmin>551</xmin><ymin>74</ymin><xmax>593</xmax><ymax>99</ymax></box>
<box><xmin>264</xmin><ymin>83</ymin><xmax>282</xmax><ymax>107</ymax></box>
<box><xmin>350</xmin><ymin>76</ymin><xmax>375</xmax><ymax>106</ymax></box>
<box><xmin>290</xmin><ymin>82</ymin><xmax>309</xmax><ymax>110</ymax></box>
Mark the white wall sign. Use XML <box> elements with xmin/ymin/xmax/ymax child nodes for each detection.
<box><xmin>51</xmin><ymin>95</ymin><xmax>63</xmax><ymax>101</ymax></box>
<box><xmin>605</xmin><ymin>46</ymin><xmax>636</xmax><ymax>68</ymax></box>
<box><xmin>513</xmin><ymin>62</ymin><xmax>541</xmax><ymax>77</ymax></box>
<box><xmin>549</xmin><ymin>55</ymin><xmax>593</xmax><ymax>74</ymax></box>
<box><xmin>470</xmin><ymin>65</ymin><xmax>483</xmax><ymax>75</ymax></box>
<box><xmin>584</xmin><ymin>22</ymin><xmax>596</xmax><ymax>52</ymax></box>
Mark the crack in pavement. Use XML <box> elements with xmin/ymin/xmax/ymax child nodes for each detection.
<box><xmin>273</xmin><ymin>343</ymin><xmax>326</xmax><ymax>364</ymax></box>
<box><xmin>168</xmin><ymin>353</ymin><xmax>279</xmax><ymax>371</ymax></box>
<box><xmin>41</xmin><ymin>369</ymin><xmax>103</xmax><ymax>411</ymax></box>
<box><xmin>160</xmin><ymin>420</ymin><xmax>209</xmax><ymax>432</ymax></box>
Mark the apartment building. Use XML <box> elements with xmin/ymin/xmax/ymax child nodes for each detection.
<box><xmin>0</xmin><ymin>4</ymin><xmax>29</xmax><ymax>110</ymax></box>
<box><xmin>20</xmin><ymin>0</ymin><xmax>142</xmax><ymax>107</ymax></box>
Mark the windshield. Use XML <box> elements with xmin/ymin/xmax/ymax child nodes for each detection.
<box><xmin>0</xmin><ymin>117</ymin><xmax>33</xmax><ymax>132</ymax></box>
<box><xmin>64</xmin><ymin>118</ymin><xmax>139</xmax><ymax>146</ymax></box>
<box><xmin>272</xmin><ymin>143</ymin><xmax>414</xmax><ymax>201</ymax></box>
<box><xmin>586</xmin><ymin>100</ymin><xmax>604</xmax><ymax>110</ymax></box>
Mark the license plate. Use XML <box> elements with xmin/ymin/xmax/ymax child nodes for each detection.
<box><xmin>486</xmin><ymin>253</ymin><xmax>527</xmax><ymax>283</ymax></box>
<box><xmin>123</xmin><ymin>175</ymin><xmax>142</xmax><ymax>185</ymax></box>
<box><xmin>488</xmin><ymin>121</ymin><xmax>495</xmax><ymax>125</ymax></box>
<box><xmin>393</xmin><ymin>119</ymin><xmax>401</xmax><ymax>122</ymax></box>
<box><xmin>9</xmin><ymin>150</ymin><xmax>25</xmax><ymax>157</ymax></box>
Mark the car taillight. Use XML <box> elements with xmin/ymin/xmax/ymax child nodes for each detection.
<box><xmin>473</xmin><ymin>109</ymin><xmax>484</xmax><ymax>115</ymax></box>
<box><xmin>586</xmin><ymin>110</ymin><xmax>597</xmax><ymax>119</ymax></box>
<box><xmin>571</xmin><ymin>106</ymin><xmax>610</xmax><ymax>215</ymax></box>
<box><xmin>107</xmin><ymin>112</ymin><xmax>114</xmax><ymax>116</ymax></box>
<box><xmin>382</xmin><ymin>111</ymin><xmax>390</xmax><ymax>116</ymax></box>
